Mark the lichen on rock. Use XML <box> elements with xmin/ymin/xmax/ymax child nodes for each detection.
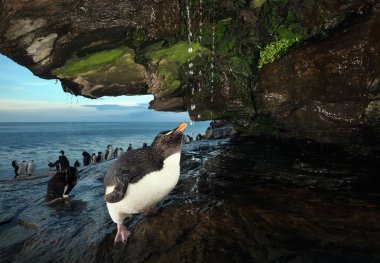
<box><xmin>144</xmin><ymin>41</ymin><xmax>207</xmax><ymax>98</ymax></box>
<box><xmin>26</xmin><ymin>33</ymin><xmax>57</xmax><ymax>63</ymax></box>
<box><xmin>55</xmin><ymin>47</ymin><xmax>147</xmax><ymax>98</ymax></box>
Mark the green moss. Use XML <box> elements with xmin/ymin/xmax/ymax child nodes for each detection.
<box><xmin>258</xmin><ymin>35</ymin><xmax>300</xmax><ymax>68</ymax></box>
<box><xmin>256</xmin><ymin>1</ymin><xmax>309</xmax><ymax>69</ymax></box>
<box><xmin>258</xmin><ymin>24</ymin><xmax>305</xmax><ymax>69</ymax></box>
<box><xmin>202</xmin><ymin>19</ymin><xmax>231</xmax><ymax>48</ymax></box>
<box><xmin>56</xmin><ymin>47</ymin><xmax>127</xmax><ymax>76</ymax></box>
<box><xmin>131</xmin><ymin>29</ymin><xmax>148</xmax><ymax>49</ymax></box>
<box><xmin>145</xmin><ymin>41</ymin><xmax>207</xmax><ymax>96</ymax></box>
<box><xmin>251</xmin><ymin>0</ymin><xmax>267</xmax><ymax>8</ymax></box>
<box><xmin>146</xmin><ymin>41</ymin><xmax>205</xmax><ymax>65</ymax></box>
<box><xmin>228</xmin><ymin>56</ymin><xmax>250</xmax><ymax>77</ymax></box>
<box><xmin>83</xmin><ymin>52</ymin><xmax>146</xmax><ymax>85</ymax></box>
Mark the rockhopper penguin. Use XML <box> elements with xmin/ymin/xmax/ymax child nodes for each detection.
<box><xmin>104</xmin><ymin>122</ymin><xmax>187</xmax><ymax>243</ymax></box>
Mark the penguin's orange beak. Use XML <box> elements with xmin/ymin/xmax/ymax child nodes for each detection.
<box><xmin>173</xmin><ymin>122</ymin><xmax>187</xmax><ymax>134</ymax></box>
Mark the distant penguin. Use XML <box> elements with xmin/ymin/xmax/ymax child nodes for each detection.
<box><xmin>12</xmin><ymin>160</ymin><xmax>19</xmax><ymax>178</ymax></box>
<box><xmin>63</xmin><ymin>161</ymin><xmax>80</xmax><ymax>198</ymax></box>
<box><xmin>142</xmin><ymin>143</ymin><xmax>148</xmax><ymax>148</ymax></box>
<box><xmin>183</xmin><ymin>136</ymin><xmax>190</xmax><ymax>144</ymax></box>
<box><xmin>104</xmin><ymin>123</ymin><xmax>187</xmax><ymax>243</ymax></box>
<box><xmin>117</xmin><ymin>148</ymin><xmax>123</xmax><ymax>157</ymax></box>
<box><xmin>91</xmin><ymin>153</ymin><xmax>97</xmax><ymax>163</ymax></box>
<box><xmin>113</xmin><ymin>148</ymin><xmax>119</xmax><ymax>158</ymax></box>
<box><xmin>17</xmin><ymin>161</ymin><xmax>27</xmax><ymax>176</ymax></box>
<box><xmin>96</xmin><ymin>152</ymin><xmax>102</xmax><ymax>163</ymax></box>
<box><xmin>106</xmin><ymin>145</ymin><xmax>113</xmax><ymax>160</ymax></box>
<box><xmin>27</xmin><ymin>160</ymin><xmax>36</xmax><ymax>176</ymax></box>
<box><xmin>46</xmin><ymin>161</ymin><xmax>80</xmax><ymax>201</ymax></box>
<box><xmin>82</xmin><ymin>151</ymin><xmax>91</xmax><ymax>166</ymax></box>
<box><xmin>127</xmin><ymin>144</ymin><xmax>133</xmax><ymax>151</ymax></box>
<box><xmin>101</xmin><ymin>151</ymin><xmax>107</xmax><ymax>162</ymax></box>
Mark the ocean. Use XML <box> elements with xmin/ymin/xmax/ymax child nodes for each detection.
<box><xmin>0</xmin><ymin>122</ymin><xmax>209</xmax><ymax>179</ymax></box>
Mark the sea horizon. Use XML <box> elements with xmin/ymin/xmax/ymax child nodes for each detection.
<box><xmin>0</xmin><ymin>122</ymin><xmax>209</xmax><ymax>179</ymax></box>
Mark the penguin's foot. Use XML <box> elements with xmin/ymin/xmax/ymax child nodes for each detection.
<box><xmin>114</xmin><ymin>223</ymin><xmax>131</xmax><ymax>244</ymax></box>
<box><xmin>143</xmin><ymin>207</ymin><xmax>162</xmax><ymax>217</ymax></box>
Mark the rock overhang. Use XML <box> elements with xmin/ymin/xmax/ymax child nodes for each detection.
<box><xmin>1</xmin><ymin>0</ymin><xmax>379</xmax><ymax>146</ymax></box>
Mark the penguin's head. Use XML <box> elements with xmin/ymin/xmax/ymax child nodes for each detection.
<box><xmin>151</xmin><ymin>123</ymin><xmax>187</xmax><ymax>158</ymax></box>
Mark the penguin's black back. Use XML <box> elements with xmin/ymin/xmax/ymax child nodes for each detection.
<box><xmin>104</xmin><ymin>147</ymin><xmax>164</xmax><ymax>187</ymax></box>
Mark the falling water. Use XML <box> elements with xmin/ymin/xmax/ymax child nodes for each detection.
<box><xmin>186</xmin><ymin>0</ymin><xmax>195</xmax><ymax>126</ymax></box>
<box><xmin>210</xmin><ymin>0</ymin><xmax>215</xmax><ymax>105</ymax></box>
<box><xmin>207</xmin><ymin>0</ymin><xmax>216</xmax><ymax>119</ymax></box>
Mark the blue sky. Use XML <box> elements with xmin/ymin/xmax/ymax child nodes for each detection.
<box><xmin>0</xmin><ymin>54</ymin><xmax>190</xmax><ymax>122</ymax></box>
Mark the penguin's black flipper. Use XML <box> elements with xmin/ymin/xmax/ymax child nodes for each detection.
<box><xmin>105</xmin><ymin>181</ymin><xmax>128</xmax><ymax>203</ymax></box>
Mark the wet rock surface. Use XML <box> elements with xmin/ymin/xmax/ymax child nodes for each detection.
<box><xmin>1</xmin><ymin>1</ymin><xmax>380</xmax><ymax>145</ymax></box>
<box><xmin>1</xmin><ymin>138</ymin><xmax>379</xmax><ymax>262</ymax></box>
<box><xmin>260</xmin><ymin>9</ymin><xmax>380</xmax><ymax>145</ymax></box>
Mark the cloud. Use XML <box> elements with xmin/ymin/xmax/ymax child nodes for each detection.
<box><xmin>82</xmin><ymin>103</ymin><xmax>148</xmax><ymax>111</ymax></box>
<box><xmin>19</xmin><ymin>81</ymin><xmax>55</xmax><ymax>87</ymax></box>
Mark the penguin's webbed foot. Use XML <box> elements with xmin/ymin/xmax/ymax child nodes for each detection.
<box><xmin>114</xmin><ymin>223</ymin><xmax>131</xmax><ymax>244</ymax></box>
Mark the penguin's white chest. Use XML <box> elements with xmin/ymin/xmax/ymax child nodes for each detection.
<box><xmin>106</xmin><ymin>153</ymin><xmax>181</xmax><ymax>223</ymax></box>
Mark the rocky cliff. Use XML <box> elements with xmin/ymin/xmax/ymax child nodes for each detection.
<box><xmin>1</xmin><ymin>0</ymin><xmax>379</xmax><ymax>146</ymax></box>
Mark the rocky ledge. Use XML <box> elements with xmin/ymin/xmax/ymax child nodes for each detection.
<box><xmin>0</xmin><ymin>0</ymin><xmax>379</xmax><ymax>146</ymax></box>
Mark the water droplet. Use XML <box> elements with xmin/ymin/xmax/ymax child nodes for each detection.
<box><xmin>211</xmin><ymin>64</ymin><xmax>214</xmax><ymax>69</ymax></box>
<box><xmin>197</xmin><ymin>114</ymin><xmax>201</xmax><ymax>118</ymax></box>
<box><xmin>199</xmin><ymin>70</ymin><xmax>202</xmax><ymax>75</ymax></box>
<box><xmin>189</xmin><ymin>63</ymin><xmax>193</xmax><ymax>68</ymax></box>
<box><xmin>191</xmin><ymin>104</ymin><xmax>196</xmax><ymax>110</ymax></box>
<box><xmin>190</xmin><ymin>120</ymin><xmax>194</xmax><ymax>125</ymax></box>
<box><xmin>188</xmin><ymin>32</ymin><xmax>192</xmax><ymax>38</ymax></box>
<box><xmin>188</xmin><ymin>47</ymin><xmax>193</xmax><ymax>53</ymax></box>
<box><xmin>189</xmin><ymin>70</ymin><xmax>194</xmax><ymax>75</ymax></box>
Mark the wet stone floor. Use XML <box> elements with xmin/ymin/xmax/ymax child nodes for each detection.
<box><xmin>1</xmin><ymin>137</ymin><xmax>380</xmax><ymax>263</ymax></box>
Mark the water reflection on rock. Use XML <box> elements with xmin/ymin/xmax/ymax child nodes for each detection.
<box><xmin>0</xmin><ymin>137</ymin><xmax>379</xmax><ymax>262</ymax></box>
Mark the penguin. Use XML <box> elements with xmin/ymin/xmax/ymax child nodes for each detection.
<box><xmin>17</xmin><ymin>161</ymin><xmax>27</xmax><ymax>176</ymax></box>
<box><xmin>96</xmin><ymin>152</ymin><xmax>102</xmax><ymax>163</ymax></box>
<box><xmin>117</xmin><ymin>148</ymin><xmax>123</xmax><ymax>157</ymax></box>
<box><xmin>63</xmin><ymin>161</ymin><xmax>80</xmax><ymax>198</ymax></box>
<box><xmin>104</xmin><ymin>123</ymin><xmax>187</xmax><ymax>243</ymax></box>
<box><xmin>127</xmin><ymin>144</ymin><xmax>133</xmax><ymax>151</ymax></box>
<box><xmin>12</xmin><ymin>160</ymin><xmax>19</xmax><ymax>178</ymax></box>
<box><xmin>101</xmin><ymin>151</ymin><xmax>107</xmax><ymax>162</ymax></box>
<box><xmin>91</xmin><ymin>153</ymin><xmax>97</xmax><ymax>163</ymax></box>
<box><xmin>113</xmin><ymin>148</ymin><xmax>119</xmax><ymax>158</ymax></box>
<box><xmin>106</xmin><ymin>145</ymin><xmax>113</xmax><ymax>160</ymax></box>
<box><xmin>46</xmin><ymin>160</ymin><xmax>80</xmax><ymax>201</ymax></box>
<box><xmin>26</xmin><ymin>160</ymin><xmax>36</xmax><ymax>176</ymax></box>
<box><xmin>82</xmin><ymin>151</ymin><xmax>91</xmax><ymax>166</ymax></box>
